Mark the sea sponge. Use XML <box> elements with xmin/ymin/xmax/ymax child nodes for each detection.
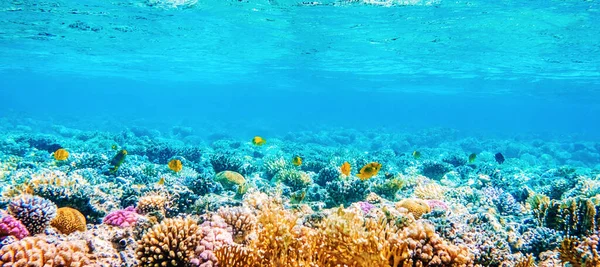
<box><xmin>396</xmin><ymin>198</ymin><xmax>431</xmax><ymax>219</ymax></box>
<box><xmin>7</xmin><ymin>195</ymin><xmax>57</xmax><ymax>235</ymax></box>
<box><xmin>103</xmin><ymin>206</ymin><xmax>140</xmax><ymax>228</ymax></box>
<box><xmin>136</xmin><ymin>218</ymin><xmax>202</xmax><ymax>267</ymax></box>
<box><xmin>0</xmin><ymin>236</ymin><xmax>92</xmax><ymax>266</ymax></box>
<box><xmin>217</xmin><ymin>206</ymin><xmax>256</xmax><ymax>244</ymax></box>
<box><xmin>51</xmin><ymin>207</ymin><xmax>86</xmax><ymax>235</ymax></box>
<box><xmin>0</xmin><ymin>212</ymin><xmax>29</xmax><ymax>240</ymax></box>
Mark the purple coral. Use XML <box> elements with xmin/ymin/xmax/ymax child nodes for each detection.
<box><xmin>103</xmin><ymin>207</ymin><xmax>139</xmax><ymax>228</ymax></box>
<box><xmin>0</xmin><ymin>212</ymin><xmax>29</xmax><ymax>240</ymax></box>
<box><xmin>426</xmin><ymin>200</ymin><xmax>448</xmax><ymax>211</ymax></box>
<box><xmin>189</xmin><ymin>220</ymin><xmax>233</xmax><ymax>267</ymax></box>
<box><xmin>356</xmin><ymin>201</ymin><xmax>376</xmax><ymax>214</ymax></box>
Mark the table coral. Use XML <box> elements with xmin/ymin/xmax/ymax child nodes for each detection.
<box><xmin>7</xmin><ymin>195</ymin><xmax>57</xmax><ymax>235</ymax></box>
<box><xmin>0</xmin><ymin>236</ymin><xmax>92</xmax><ymax>266</ymax></box>
<box><xmin>51</xmin><ymin>207</ymin><xmax>87</xmax><ymax>235</ymax></box>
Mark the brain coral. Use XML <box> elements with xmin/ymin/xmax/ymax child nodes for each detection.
<box><xmin>396</xmin><ymin>198</ymin><xmax>431</xmax><ymax>219</ymax></box>
<box><xmin>0</xmin><ymin>212</ymin><xmax>29</xmax><ymax>240</ymax></box>
<box><xmin>103</xmin><ymin>206</ymin><xmax>139</xmax><ymax>228</ymax></box>
<box><xmin>136</xmin><ymin>218</ymin><xmax>202</xmax><ymax>267</ymax></box>
<box><xmin>51</xmin><ymin>207</ymin><xmax>87</xmax><ymax>235</ymax></box>
<box><xmin>0</xmin><ymin>236</ymin><xmax>92</xmax><ymax>266</ymax></box>
<box><xmin>7</xmin><ymin>195</ymin><xmax>57</xmax><ymax>235</ymax></box>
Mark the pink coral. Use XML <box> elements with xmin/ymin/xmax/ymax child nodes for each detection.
<box><xmin>103</xmin><ymin>207</ymin><xmax>139</xmax><ymax>228</ymax></box>
<box><xmin>426</xmin><ymin>199</ymin><xmax>448</xmax><ymax>211</ymax></box>
<box><xmin>189</xmin><ymin>220</ymin><xmax>234</xmax><ymax>267</ymax></box>
<box><xmin>0</xmin><ymin>212</ymin><xmax>29</xmax><ymax>240</ymax></box>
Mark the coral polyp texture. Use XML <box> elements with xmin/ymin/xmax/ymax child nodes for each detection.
<box><xmin>7</xmin><ymin>195</ymin><xmax>57</xmax><ymax>235</ymax></box>
<box><xmin>1</xmin><ymin>124</ymin><xmax>599</xmax><ymax>266</ymax></box>
<box><xmin>50</xmin><ymin>207</ymin><xmax>87</xmax><ymax>235</ymax></box>
<box><xmin>136</xmin><ymin>218</ymin><xmax>202</xmax><ymax>266</ymax></box>
<box><xmin>0</xmin><ymin>236</ymin><xmax>92</xmax><ymax>266</ymax></box>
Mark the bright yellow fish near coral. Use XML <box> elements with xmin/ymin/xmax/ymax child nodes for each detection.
<box><xmin>53</xmin><ymin>148</ymin><xmax>69</xmax><ymax>161</ymax></box>
<box><xmin>168</xmin><ymin>159</ymin><xmax>182</xmax><ymax>172</ymax></box>
<box><xmin>356</xmin><ymin>162</ymin><xmax>382</xmax><ymax>181</ymax></box>
<box><xmin>340</xmin><ymin>162</ymin><xmax>351</xmax><ymax>176</ymax></box>
<box><xmin>252</xmin><ymin>136</ymin><xmax>266</xmax><ymax>146</ymax></box>
<box><xmin>292</xmin><ymin>156</ymin><xmax>302</xmax><ymax>166</ymax></box>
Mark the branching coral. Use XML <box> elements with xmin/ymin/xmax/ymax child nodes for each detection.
<box><xmin>414</xmin><ymin>182</ymin><xmax>446</xmax><ymax>200</ymax></box>
<box><xmin>136</xmin><ymin>218</ymin><xmax>202</xmax><ymax>267</ymax></box>
<box><xmin>0</xmin><ymin>236</ymin><xmax>92</xmax><ymax>266</ymax></box>
<box><xmin>273</xmin><ymin>169</ymin><xmax>312</xmax><ymax>191</ymax></box>
<box><xmin>136</xmin><ymin>193</ymin><xmax>169</xmax><ymax>218</ymax></box>
<box><xmin>190</xmin><ymin>220</ymin><xmax>233</xmax><ymax>266</ymax></box>
<box><xmin>8</xmin><ymin>195</ymin><xmax>57</xmax><ymax>235</ymax></box>
<box><xmin>0</xmin><ymin>212</ymin><xmax>29</xmax><ymax>241</ymax></box>
<box><xmin>533</xmin><ymin>195</ymin><xmax>600</xmax><ymax>237</ymax></box>
<box><xmin>51</xmin><ymin>207</ymin><xmax>87</xmax><ymax>235</ymax></box>
<box><xmin>217</xmin><ymin>206</ymin><xmax>256</xmax><ymax>244</ymax></box>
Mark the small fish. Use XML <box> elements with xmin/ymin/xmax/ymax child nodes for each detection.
<box><xmin>290</xmin><ymin>190</ymin><xmax>306</xmax><ymax>204</ymax></box>
<box><xmin>340</xmin><ymin>162</ymin><xmax>351</xmax><ymax>176</ymax></box>
<box><xmin>412</xmin><ymin>150</ymin><xmax>421</xmax><ymax>159</ymax></box>
<box><xmin>111</xmin><ymin>144</ymin><xmax>118</xmax><ymax>150</ymax></box>
<box><xmin>109</xmin><ymin>149</ymin><xmax>128</xmax><ymax>174</ymax></box>
<box><xmin>252</xmin><ymin>136</ymin><xmax>266</xmax><ymax>146</ymax></box>
<box><xmin>53</xmin><ymin>148</ymin><xmax>69</xmax><ymax>161</ymax></box>
<box><xmin>468</xmin><ymin>153</ymin><xmax>477</xmax><ymax>163</ymax></box>
<box><xmin>168</xmin><ymin>159</ymin><xmax>183</xmax><ymax>172</ymax></box>
<box><xmin>157</xmin><ymin>177</ymin><xmax>165</xmax><ymax>185</ymax></box>
<box><xmin>495</xmin><ymin>152</ymin><xmax>505</xmax><ymax>164</ymax></box>
<box><xmin>356</xmin><ymin>162</ymin><xmax>382</xmax><ymax>181</ymax></box>
<box><xmin>292</xmin><ymin>156</ymin><xmax>302</xmax><ymax>166</ymax></box>
<box><xmin>384</xmin><ymin>172</ymin><xmax>394</xmax><ymax>179</ymax></box>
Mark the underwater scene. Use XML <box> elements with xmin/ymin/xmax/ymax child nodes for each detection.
<box><xmin>1</xmin><ymin>0</ymin><xmax>600</xmax><ymax>266</ymax></box>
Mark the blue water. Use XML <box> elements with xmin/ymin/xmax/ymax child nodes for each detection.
<box><xmin>1</xmin><ymin>0</ymin><xmax>599</xmax><ymax>137</ymax></box>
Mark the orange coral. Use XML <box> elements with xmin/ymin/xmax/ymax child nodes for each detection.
<box><xmin>396</xmin><ymin>198</ymin><xmax>432</xmax><ymax>219</ymax></box>
<box><xmin>51</xmin><ymin>207</ymin><xmax>87</xmax><ymax>235</ymax></box>
<box><xmin>0</xmin><ymin>236</ymin><xmax>92</xmax><ymax>266</ymax></box>
<box><xmin>136</xmin><ymin>218</ymin><xmax>201</xmax><ymax>267</ymax></box>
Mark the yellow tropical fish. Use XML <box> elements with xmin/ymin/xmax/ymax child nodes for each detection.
<box><xmin>340</xmin><ymin>162</ymin><xmax>351</xmax><ymax>176</ymax></box>
<box><xmin>53</xmin><ymin>148</ymin><xmax>69</xmax><ymax>161</ymax></box>
<box><xmin>157</xmin><ymin>177</ymin><xmax>165</xmax><ymax>185</ymax></box>
<box><xmin>168</xmin><ymin>159</ymin><xmax>183</xmax><ymax>172</ymax></box>
<box><xmin>252</xmin><ymin>136</ymin><xmax>266</xmax><ymax>146</ymax></box>
<box><xmin>292</xmin><ymin>156</ymin><xmax>302</xmax><ymax>166</ymax></box>
<box><xmin>412</xmin><ymin>151</ymin><xmax>421</xmax><ymax>159</ymax></box>
<box><xmin>356</xmin><ymin>162</ymin><xmax>382</xmax><ymax>181</ymax></box>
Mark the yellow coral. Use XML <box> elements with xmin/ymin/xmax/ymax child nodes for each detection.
<box><xmin>0</xmin><ymin>236</ymin><xmax>92</xmax><ymax>266</ymax></box>
<box><xmin>136</xmin><ymin>218</ymin><xmax>202</xmax><ymax>267</ymax></box>
<box><xmin>396</xmin><ymin>198</ymin><xmax>431</xmax><ymax>219</ymax></box>
<box><xmin>414</xmin><ymin>182</ymin><xmax>446</xmax><ymax>200</ymax></box>
<box><xmin>136</xmin><ymin>194</ymin><xmax>167</xmax><ymax>216</ymax></box>
<box><xmin>51</xmin><ymin>207</ymin><xmax>87</xmax><ymax>235</ymax></box>
<box><xmin>218</xmin><ymin>207</ymin><xmax>256</xmax><ymax>244</ymax></box>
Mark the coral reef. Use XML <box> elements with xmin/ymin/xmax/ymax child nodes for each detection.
<box><xmin>51</xmin><ymin>207</ymin><xmax>87</xmax><ymax>235</ymax></box>
<box><xmin>136</xmin><ymin>218</ymin><xmax>202</xmax><ymax>266</ymax></box>
<box><xmin>7</xmin><ymin>195</ymin><xmax>57</xmax><ymax>235</ymax></box>
<box><xmin>0</xmin><ymin>236</ymin><xmax>92</xmax><ymax>266</ymax></box>
<box><xmin>0</xmin><ymin>212</ymin><xmax>29</xmax><ymax>241</ymax></box>
<box><xmin>103</xmin><ymin>206</ymin><xmax>140</xmax><ymax>228</ymax></box>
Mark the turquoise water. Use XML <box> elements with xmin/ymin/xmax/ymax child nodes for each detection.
<box><xmin>2</xmin><ymin>1</ymin><xmax>600</xmax><ymax>266</ymax></box>
<box><xmin>1</xmin><ymin>0</ymin><xmax>599</xmax><ymax>137</ymax></box>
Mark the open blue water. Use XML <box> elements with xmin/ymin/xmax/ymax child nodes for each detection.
<box><xmin>1</xmin><ymin>0</ymin><xmax>599</xmax><ymax>137</ymax></box>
